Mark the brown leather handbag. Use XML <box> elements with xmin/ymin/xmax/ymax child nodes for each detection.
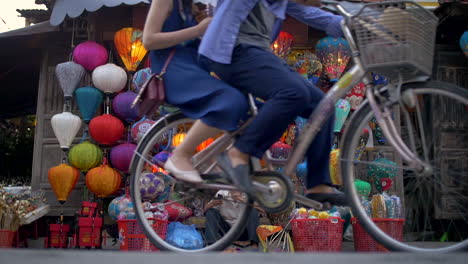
<box><xmin>132</xmin><ymin>49</ymin><xmax>176</xmax><ymax>117</ymax></box>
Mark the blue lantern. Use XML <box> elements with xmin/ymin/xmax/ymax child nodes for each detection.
<box><xmin>372</xmin><ymin>73</ymin><xmax>388</xmax><ymax>86</ymax></box>
<box><xmin>315</xmin><ymin>37</ymin><xmax>351</xmax><ymax>82</ymax></box>
<box><xmin>75</xmin><ymin>86</ymin><xmax>104</xmax><ymax>123</ymax></box>
<box><xmin>460</xmin><ymin>31</ymin><xmax>468</xmax><ymax>58</ymax></box>
<box><xmin>296</xmin><ymin>161</ymin><xmax>307</xmax><ymax>183</ymax></box>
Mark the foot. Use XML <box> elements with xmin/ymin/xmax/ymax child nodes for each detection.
<box><xmin>306</xmin><ymin>185</ymin><xmax>348</xmax><ymax>206</ymax></box>
<box><xmin>164</xmin><ymin>156</ymin><xmax>202</xmax><ymax>183</ymax></box>
<box><xmin>217</xmin><ymin>152</ymin><xmax>253</xmax><ymax>196</ymax></box>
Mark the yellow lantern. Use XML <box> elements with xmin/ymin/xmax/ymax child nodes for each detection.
<box><xmin>329</xmin><ymin>149</ymin><xmax>341</xmax><ymax>185</ymax></box>
<box><xmin>196</xmin><ymin>138</ymin><xmax>214</xmax><ymax>152</ymax></box>
<box><xmin>85</xmin><ymin>164</ymin><xmax>121</xmax><ymax>198</ymax></box>
<box><xmin>172</xmin><ymin>133</ymin><xmax>186</xmax><ymax>147</ymax></box>
<box><xmin>48</xmin><ymin>164</ymin><xmax>80</xmax><ymax>204</ymax></box>
<box><xmin>114</xmin><ymin>27</ymin><xmax>148</xmax><ymax>72</ymax></box>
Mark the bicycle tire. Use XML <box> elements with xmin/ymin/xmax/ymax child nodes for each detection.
<box><xmin>129</xmin><ymin>111</ymin><xmax>252</xmax><ymax>252</ymax></box>
<box><xmin>341</xmin><ymin>81</ymin><xmax>468</xmax><ymax>252</ymax></box>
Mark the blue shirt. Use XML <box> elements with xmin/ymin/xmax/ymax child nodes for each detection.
<box><xmin>199</xmin><ymin>0</ymin><xmax>344</xmax><ymax>64</ymax></box>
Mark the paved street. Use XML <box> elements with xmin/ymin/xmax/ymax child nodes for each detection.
<box><xmin>0</xmin><ymin>249</ymin><xmax>467</xmax><ymax>264</ymax></box>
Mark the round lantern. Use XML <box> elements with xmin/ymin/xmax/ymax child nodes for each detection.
<box><xmin>459</xmin><ymin>30</ymin><xmax>468</xmax><ymax>58</ymax></box>
<box><xmin>51</xmin><ymin>112</ymin><xmax>82</xmax><ymax>151</ymax></box>
<box><xmin>108</xmin><ymin>195</ymin><xmax>134</xmax><ymax>220</ymax></box>
<box><xmin>131</xmin><ymin>117</ymin><xmax>155</xmax><ymax>143</ymax></box>
<box><xmin>354</xmin><ymin>179</ymin><xmax>371</xmax><ymax>197</ymax></box>
<box><xmin>92</xmin><ymin>63</ymin><xmax>127</xmax><ymax>94</ymax></box>
<box><xmin>89</xmin><ymin>114</ymin><xmax>124</xmax><ymax>145</ymax></box>
<box><xmin>48</xmin><ymin>164</ymin><xmax>80</xmax><ymax>204</ymax></box>
<box><xmin>270</xmin><ymin>141</ymin><xmax>292</xmax><ymax>159</ymax></box>
<box><xmin>196</xmin><ymin>138</ymin><xmax>214</xmax><ymax>152</ymax></box>
<box><xmin>140</xmin><ymin>172</ymin><xmax>166</xmax><ymax>201</ymax></box>
<box><xmin>132</xmin><ymin>67</ymin><xmax>152</xmax><ymax>92</ymax></box>
<box><xmin>68</xmin><ymin>141</ymin><xmax>102</xmax><ymax>171</ymax></box>
<box><xmin>114</xmin><ymin>28</ymin><xmax>148</xmax><ymax>72</ymax></box>
<box><xmin>110</xmin><ymin>143</ymin><xmax>137</xmax><ymax>173</ymax></box>
<box><xmin>368</xmin><ymin>157</ymin><xmax>397</xmax><ymax>193</ymax></box>
<box><xmin>172</xmin><ymin>133</ymin><xmax>186</xmax><ymax>147</ymax></box>
<box><xmin>296</xmin><ymin>161</ymin><xmax>307</xmax><ymax>182</ymax></box>
<box><xmin>271</xmin><ymin>31</ymin><xmax>294</xmax><ymax>59</ymax></box>
<box><xmin>73</xmin><ymin>41</ymin><xmax>108</xmax><ymax>71</ymax></box>
<box><xmin>329</xmin><ymin>149</ymin><xmax>341</xmax><ymax>185</ymax></box>
<box><xmin>345</xmin><ymin>83</ymin><xmax>366</xmax><ymax>110</ymax></box>
<box><xmin>152</xmin><ymin>151</ymin><xmax>172</xmax><ymax>165</ymax></box>
<box><xmin>315</xmin><ymin>37</ymin><xmax>351</xmax><ymax>82</ymax></box>
<box><xmin>334</xmin><ymin>99</ymin><xmax>351</xmax><ymax>133</ymax></box>
<box><xmin>86</xmin><ymin>164</ymin><xmax>122</xmax><ymax>198</ymax></box>
<box><xmin>55</xmin><ymin>61</ymin><xmax>85</xmax><ymax>98</ymax></box>
<box><xmin>112</xmin><ymin>91</ymin><xmax>139</xmax><ymax>122</ymax></box>
<box><xmin>74</xmin><ymin>86</ymin><xmax>104</xmax><ymax>123</ymax></box>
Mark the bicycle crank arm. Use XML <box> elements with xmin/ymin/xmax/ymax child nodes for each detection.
<box><xmin>294</xmin><ymin>194</ymin><xmax>324</xmax><ymax>211</ymax></box>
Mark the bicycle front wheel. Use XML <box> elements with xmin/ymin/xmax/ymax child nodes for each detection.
<box><xmin>129</xmin><ymin>111</ymin><xmax>252</xmax><ymax>252</ymax></box>
<box><xmin>341</xmin><ymin>81</ymin><xmax>468</xmax><ymax>252</ymax></box>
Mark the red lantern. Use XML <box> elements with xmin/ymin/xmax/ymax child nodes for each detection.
<box><xmin>89</xmin><ymin>114</ymin><xmax>124</xmax><ymax>145</ymax></box>
<box><xmin>86</xmin><ymin>163</ymin><xmax>121</xmax><ymax>198</ymax></box>
<box><xmin>271</xmin><ymin>31</ymin><xmax>294</xmax><ymax>58</ymax></box>
<box><xmin>270</xmin><ymin>141</ymin><xmax>292</xmax><ymax>159</ymax></box>
<box><xmin>196</xmin><ymin>138</ymin><xmax>214</xmax><ymax>152</ymax></box>
<box><xmin>48</xmin><ymin>164</ymin><xmax>80</xmax><ymax>204</ymax></box>
<box><xmin>345</xmin><ymin>83</ymin><xmax>366</xmax><ymax>110</ymax></box>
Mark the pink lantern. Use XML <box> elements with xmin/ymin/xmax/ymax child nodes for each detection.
<box><xmin>112</xmin><ymin>91</ymin><xmax>139</xmax><ymax>122</ymax></box>
<box><xmin>110</xmin><ymin>143</ymin><xmax>137</xmax><ymax>173</ymax></box>
<box><xmin>131</xmin><ymin>117</ymin><xmax>155</xmax><ymax>143</ymax></box>
<box><xmin>345</xmin><ymin>83</ymin><xmax>366</xmax><ymax>110</ymax></box>
<box><xmin>270</xmin><ymin>141</ymin><xmax>292</xmax><ymax>160</ymax></box>
<box><xmin>73</xmin><ymin>41</ymin><xmax>108</xmax><ymax>72</ymax></box>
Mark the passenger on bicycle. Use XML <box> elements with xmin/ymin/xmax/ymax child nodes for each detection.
<box><xmin>143</xmin><ymin>0</ymin><xmax>248</xmax><ymax>183</ymax></box>
<box><xmin>198</xmin><ymin>0</ymin><xmax>348</xmax><ymax>205</ymax></box>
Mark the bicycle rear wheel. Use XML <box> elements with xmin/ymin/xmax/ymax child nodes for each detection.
<box><xmin>129</xmin><ymin>111</ymin><xmax>252</xmax><ymax>252</ymax></box>
<box><xmin>341</xmin><ymin>81</ymin><xmax>468</xmax><ymax>252</ymax></box>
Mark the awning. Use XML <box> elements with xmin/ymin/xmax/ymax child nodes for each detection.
<box><xmin>0</xmin><ymin>21</ymin><xmax>58</xmax><ymax>38</ymax></box>
<box><xmin>50</xmin><ymin>0</ymin><xmax>149</xmax><ymax>26</ymax></box>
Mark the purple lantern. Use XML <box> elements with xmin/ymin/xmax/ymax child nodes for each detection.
<box><xmin>73</xmin><ymin>41</ymin><xmax>108</xmax><ymax>72</ymax></box>
<box><xmin>110</xmin><ymin>143</ymin><xmax>137</xmax><ymax>173</ymax></box>
<box><xmin>152</xmin><ymin>151</ymin><xmax>172</xmax><ymax>166</ymax></box>
<box><xmin>112</xmin><ymin>91</ymin><xmax>139</xmax><ymax>122</ymax></box>
<box><xmin>140</xmin><ymin>173</ymin><xmax>166</xmax><ymax>201</ymax></box>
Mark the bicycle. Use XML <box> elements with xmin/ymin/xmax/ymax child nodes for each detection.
<box><xmin>130</xmin><ymin>0</ymin><xmax>468</xmax><ymax>253</ymax></box>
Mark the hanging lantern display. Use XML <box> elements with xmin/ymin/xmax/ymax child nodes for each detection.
<box><xmin>55</xmin><ymin>61</ymin><xmax>86</xmax><ymax>98</ymax></box>
<box><xmin>132</xmin><ymin>67</ymin><xmax>152</xmax><ymax>92</ymax></box>
<box><xmin>315</xmin><ymin>37</ymin><xmax>351</xmax><ymax>82</ymax></box>
<box><xmin>354</xmin><ymin>179</ymin><xmax>371</xmax><ymax>197</ymax></box>
<box><xmin>270</xmin><ymin>141</ymin><xmax>292</xmax><ymax>160</ymax></box>
<box><xmin>368</xmin><ymin>157</ymin><xmax>397</xmax><ymax>193</ymax></box>
<box><xmin>271</xmin><ymin>31</ymin><xmax>294</xmax><ymax>59</ymax></box>
<box><xmin>372</xmin><ymin>73</ymin><xmax>388</xmax><ymax>86</ymax></box>
<box><xmin>92</xmin><ymin>63</ymin><xmax>127</xmax><ymax>94</ymax></box>
<box><xmin>114</xmin><ymin>28</ymin><xmax>148</xmax><ymax>72</ymax></box>
<box><xmin>329</xmin><ymin>149</ymin><xmax>341</xmax><ymax>185</ymax></box>
<box><xmin>112</xmin><ymin>91</ymin><xmax>139</xmax><ymax>122</ymax></box>
<box><xmin>292</xmin><ymin>52</ymin><xmax>322</xmax><ymax>80</ymax></box>
<box><xmin>68</xmin><ymin>141</ymin><xmax>103</xmax><ymax>171</ymax></box>
<box><xmin>51</xmin><ymin>112</ymin><xmax>82</xmax><ymax>151</ymax></box>
<box><xmin>86</xmin><ymin>163</ymin><xmax>122</xmax><ymax>198</ymax></box>
<box><xmin>172</xmin><ymin>132</ymin><xmax>186</xmax><ymax>147</ymax></box>
<box><xmin>368</xmin><ymin>117</ymin><xmax>386</xmax><ymax>145</ymax></box>
<box><xmin>74</xmin><ymin>86</ymin><xmax>104</xmax><ymax>123</ymax></box>
<box><xmin>110</xmin><ymin>143</ymin><xmax>137</xmax><ymax>173</ymax></box>
<box><xmin>108</xmin><ymin>195</ymin><xmax>135</xmax><ymax>220</ymax></box>
<box><xmin>48</xmin><ymin>164</ymin><xmax>80</xmax><ymax>204</ymax></box>
<box><xmin>334</xmin><ymin>99</ymin><xmax>351</xmax><ymax>133</ymax></box>
<box><xmin>460</xmin><ymin>31</ymin><xmax>468</xmax><ymax>58</ymax></box>
<box><xmin>140</xmin><ymin>172</ymin><xmax>166</xmax><ymax>201</ymax></box>
<box><xmin>73</xmin><ymin>41</ymin><xmax>109</xmax><ymax>72</ymax></box>
<box><xmin>131</xmin><ymin>117</ymin><xmax>155</xmax><ymax>143</ymax></box>
<box><xmin>89</xmin><ymin>114</ymin><xmax>124</xmax><ymax>145</ymax></box>
<box><xmin>196</xmin><ymin>138</ymin><xmax>214</xmax><ymax>152</ymax></box>
<box><xmin>345</xmin><ymin>83</ymin><xmax>366</xmax><ymax>110</ymax></box>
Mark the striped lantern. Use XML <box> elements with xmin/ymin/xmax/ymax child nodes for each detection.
<box><xmin>110</xmin><ymin>143</ymin><xmax>137</xmax><ymax>173</ymax></box>
<box><xmin>51</xmin><ymin>112</ymin><xmax>82</xmax><ymax>151</ymax></box>
<box><xmin>55</xmin><ymin>61</ymin><xmax>86</xmax><ymax>98</ymax></box>
<box><xmin>112</xmin><ymin>91</ymin><xmax>139</xmax><ymax>122</ymax></box>
<box><xmin>68</xmin><ymin>141</ymin><xmax>103</xmax><ymax>171</ymax></box>
<box><xmin>86</xmin><ymin>164</ymin><xmax>122</xmax><ymax>198</ymax></box>
<box><xmin>73</xmin><ymin>41</ymin><xmax>108</xmax><ymax>71</ymax></box>
<box><xmin>48</xmin><ymin>164</ymin><xmax>80</xmax><ymax>204</ymax></box>
<box><xmin>92</xmin><ymin>63</ymin><xmax>127</xmax><ymax>94</ymax></box>
<box><xmin>74</xmin><ymin>86</ymin><xmax>104</xmax><ymax>123</ymax></box>
<box><xmin>89</xmin><ymin>114</ymin><xmax>124</xmax><ymax>145</ymax></box>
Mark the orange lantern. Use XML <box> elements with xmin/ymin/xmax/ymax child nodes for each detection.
<box><xmin>329</xmin><ymin>149</ymin><xmax>341</xmax><ymax>185</ymax></box>
<box><xmin>152</xmin><ymin>165</ymin><xmax>168</xmax><ymax>174</ymax></box>
<box><xmin>85</xmin><ymin>164</ymin><xmax>121</xmax><ymax>198</ymax></box>
<box><xmin>48</xmin><ymin>164</ymin><xmax>80</xmax><ymax>204</ymax></box>
<box><xmin>271</xmin><ymin>31</ymin><xmax>294</xmax><ymax>59</ymax></box>
<box><xmin>114</xmin><ymin>28</ymin><xmax>148</xmax><ymax>72</ymax></box>
<box><xmin>172</xmin><ymin>133</ymin><xmax>186</xmax><ymax>147</ymax></box>
<box><xmin>196</xmin><ymin>138</ymin><xmax>214</xmax><ymax>152</ymax></box>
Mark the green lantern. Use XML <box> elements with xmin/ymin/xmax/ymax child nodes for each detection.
<box><xmin>68</xmin><ymin>141</ymin><xmax>103</xmax><ymax>171</ymax></box>
<box><xmin>354</xmin><ymin>179</ymin><xmax>371</xmax><ymax>198</ymax></box>
<box><xmin>368</xmin><ymin>156</ymin><xmax>397</xmax><ymax>192</ymax></box>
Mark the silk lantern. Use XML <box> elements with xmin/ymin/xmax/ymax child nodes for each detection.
<box><xmin>368</xmin><ymin>157</ymin><xmax>397</xmax><ymax>193</ymax></box>
<box><xmin>86</xmin><ymin>163</ymin><xmax>122</xmax><ymax>198</ymax></box>
<box><xmin>354</xmin><ymin>179</ymin><xmax>371</xmax><ymax>197</ymax></box>
<box><xmin>74</xmin><ymin>86</ymin><xmax>104</xmax><ymax>123</ymax></box>
<box><xmin>55</xmin><ymin>61</ymin><xmax>85</xmax><ymax>98</ymax></box>
<box><xmin>112</xmin><ymin>91</ymin><xmax>139</xmax><ymax>122</ymax></box>
<box><xmin>329</xmin><ymin>149</ymin><xmax>341</xmax><ymax>185</ymax></box>
<box><xmin>110</xmin><ymin>143</ymin><xmax>137</xmax><ymax>173</ymax></box>
<box><xmin>271</xmin><ymin>31</ymin><xmax>294</xmax><ymax>59</ymax></box>
<box><xmin>114</xmin><ymin>28</ymin><xmax>148</xmax><ymax>72</ymax></box>
<box><xmin>131</xmin><ymin>117</ymin><xmax>155</xmax><ymax>143</ymax></box>
<box><xmin>92</xmin><ymin>63</ymin><xmax>127</xmax><ymax>94</ymax></box>
<box><xmin>140</xmin><ymin>172</ymin><xmax>166</xmax><ymax>201</ymax></box>
<box><xmin>196</xmin><ymin>138</ymin><xmax>214</xmax><ymax>152</ymax></box>
<box><xmin>460</xmin><ymin>31</ymin><xmax>468</xmax><ymax>58</ymax></box>
<box><xmin>172</xmin><ymin>133</ymin><xmax>186</xmax><ymax>147</ymax></box>
<box><xmin>89</xmin><ymin>114</ymin><xmax>124</xmax><ymax>145</ymax></box>
<box><xmin>345</xmin><ymin>83</ymin><xmax>366</xmax><ymax>110</ymax></box>
<box><xmin>68</xmin><ymin>141</ymin><xmax>102</xmax><ymax>171</ymax></box>
<box><xmin>270</xmin><ymin>141</ymin><xmax>292</xmax><ymax>159</ymax></box>
<box><xmin>315</xmin><ymin>37</ymin><xmax>351</xmax><ymax>82</ymax></box>
<box><xmin>334</xmin><ymin>99</ymin><xmax>351</xmax><ymax>133</ymax></box>
<box><xmin>48</xmin><ymin>164</ymin><xmax>80</xmax><ymax>204</ymax></box>
<box><xmin>73</xmin><ymin>41</ymin><xmax>108</xmax><ymax>71</ymax></box>
<box><xmin>51</xmin><ymin>112</ymin><xmax>82</xmax><ymax>151</ymax></box>
<box><xmin>132</xmin><ymin>67</ymin><xmax>152</xmax><ymax>92</ymax></box>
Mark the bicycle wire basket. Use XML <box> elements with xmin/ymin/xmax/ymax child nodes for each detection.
<box><xmin>349</xmin><ymin>1</ymin><xmax>438</xmax><ymax>81</ymax></box>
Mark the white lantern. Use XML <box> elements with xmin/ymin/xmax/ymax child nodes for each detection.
<box><xmin>55</xmin><ymin>61</ymin><xmax>86</xmax><ymax>98</ymax></box>
<box><xmin>51</xmin><ymin>112</ymin><xmax>82</xmax><ymax>151</ymax></box>
<box><xmin>92</xmin><ymin>63</ymin><xmax>127</xmax><ymax>94</ymax></box>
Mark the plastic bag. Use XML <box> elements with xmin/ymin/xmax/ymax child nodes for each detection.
<box><xmin>166</xmin><ymin>222</ymin><xmax>204</xmax><ymax>249</ymax></box>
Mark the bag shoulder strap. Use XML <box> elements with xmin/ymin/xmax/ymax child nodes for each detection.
<box><xmin>160</xmin><ymin>49</ymin><xmax>176</xmax><ymax>75</ymax></box>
